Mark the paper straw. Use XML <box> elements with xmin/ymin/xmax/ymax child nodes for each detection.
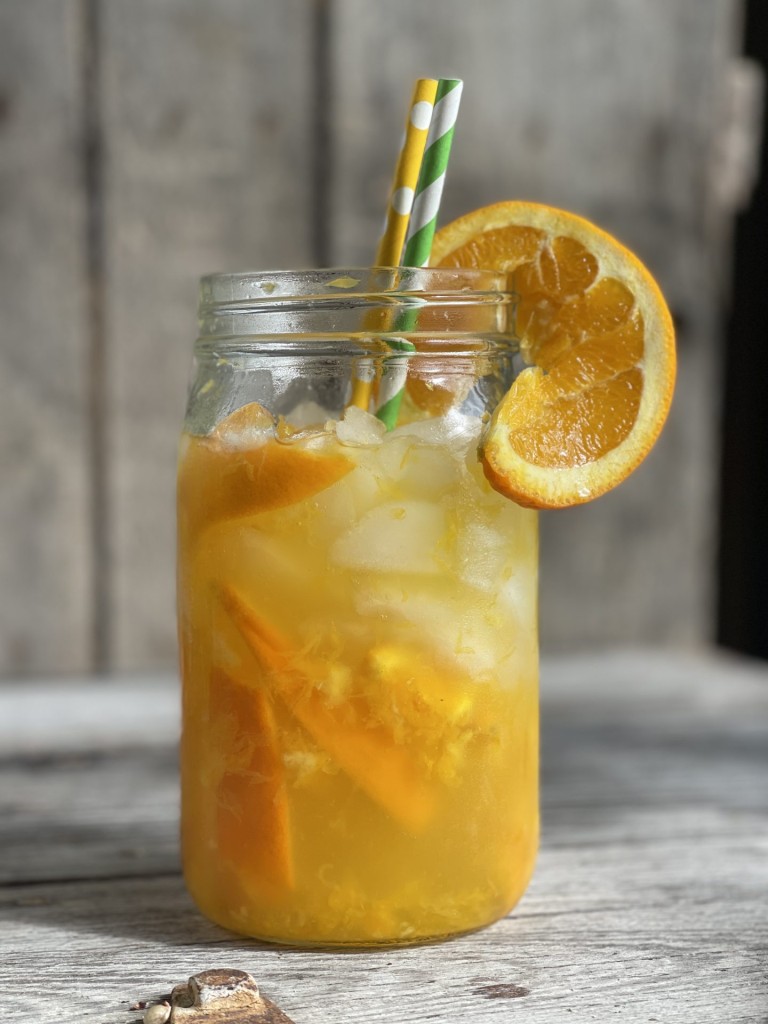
<box><xmin>402</xmin><ymin>78</ymin><xmax>463</xmax><ymax>268</ymax></box>
<box><xmin>372</xmin><ymin>337</ymin><xmax>417</xmax><ymax>430</ymax></box>
<box><xmin>349</xmin><ymin>79</ymin><xmax>438</xmax><ymax>411</ymax></box>
<box><xmin>375</xmin><ymin>78</ymin><xmax>464</xmax><ymax>430</ymax></box>
<box><xmin>376</xmin><ymin>79</ymin><xmax>439</xmax><ymax>266</ymax></box>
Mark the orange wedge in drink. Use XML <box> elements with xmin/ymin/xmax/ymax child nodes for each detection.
<box><xmin>219</xmin><ymin>584</ymin><xmax>436</xmax><ymax>832</ymax></box>
<box><xmin>211</xmin><ymin>668</ymin><xmax>295</xmax><ymax>896</ymax></box>
<box><xmin>431</xmin><ymin>202</ymin><xmax>676</xmax><ymax>508</ymax></box>
<box><xmin>178</xmin><ymin>402</ymin><xmax>353</xmax><ymax>537</ymax></box>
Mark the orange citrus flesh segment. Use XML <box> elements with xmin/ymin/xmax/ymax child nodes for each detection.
<box><xmin>406</xmin><ymin>373</ymin><xmax>460</xmax><ymax>417</ymax></box>
<box><xmin>211</xmin><ymin>667</ymin><xmax>295</xmax><ymax>896</ymax></box>
<box><xmin>178</xmin><ymin>402</ymin><xmax>354</xmax><ymax>538</ymax></box>
<box><xmin>431</xmin><ymin>202</ymin><xmax>676</xmax><ymax>508</ymax></box>
<box><xmin>220</xmin><ymin>584</ymin><xmax>436</xmax><ymax>833</ymax></box>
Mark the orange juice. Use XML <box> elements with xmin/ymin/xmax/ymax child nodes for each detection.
<box><xmin>178</xmin><ymin>400</ymin><xmax>538</xmax><ymax>945</ymax></box>
<box><xmin>179</xmin><ymin>267</ymin><xmax>537</xmax><ymax>945</ymax></box>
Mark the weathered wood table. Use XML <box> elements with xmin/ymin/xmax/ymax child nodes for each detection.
<box><xmin>2</xmin><ymin>651</ymin><xmax>767</xmax><ymax>1023</ymax></box>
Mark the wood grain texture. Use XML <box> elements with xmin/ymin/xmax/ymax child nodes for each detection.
<box><xmin>100</xmin><ymin>0</ymin><xmax>316</xmax><ymax>670</ymax></box>
<box><xmin>330</xmin><ymin>0</ymin><xmax>743</xmax><ymax>650</ymax></box>
<box><xmin>1</xmin><ymin>652</ymin><xmax>767</xmax><ymax>1022</ymax></box>
<box><xmin>0</xmin><ymin>2</ymin><xmax>92</xmax><ymax>674</ymax></box>
<box><xmin>0</xmin><ymin>1</ymin><xmax>753</xmax><ymax>677</ymax></box>
<box><xmin>0</xmin><ymin>677</ymin><xmax>178</xmax><ymax>757</ymax></box>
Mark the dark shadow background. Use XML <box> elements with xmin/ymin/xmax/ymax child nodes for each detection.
<box><xmin>719</xmin><ymin>0</ymin><xmax>768</xmax><ymax>659</ymax></box>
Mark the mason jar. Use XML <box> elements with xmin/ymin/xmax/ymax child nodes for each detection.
<box><xmin>177</xmin><ymin>267</ymin><xmax>539</xmax><ymax>946</ymax></box>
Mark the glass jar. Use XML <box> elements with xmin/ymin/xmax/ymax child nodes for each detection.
<box><xmin>177</xmin><ymin>267</ymin><xmax>539</xmax><ymax>946</ymax></box>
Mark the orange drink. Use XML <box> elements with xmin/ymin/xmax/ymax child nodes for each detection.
<box><xmin>178</xmin><ymin>269</ymin><xmax>539</xmax><ymax>945</ymax></box>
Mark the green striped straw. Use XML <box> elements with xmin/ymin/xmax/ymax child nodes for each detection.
<box><xmin>376</xmin><ymin>78</ymin><xmax>464</xmax><ymax>430</ymax></box>
<box><xmin>402</xmin><ymin>78</ymin><xmax>464</xmax><ymax>268</ymax></box>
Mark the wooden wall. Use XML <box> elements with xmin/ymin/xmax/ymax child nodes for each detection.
<box><xmin>0</xmin><ymin>0</ymin><xmax>748</xmax><ymax>676</ymax></box>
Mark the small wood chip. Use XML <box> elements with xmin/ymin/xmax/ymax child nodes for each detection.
<box><xmin>137</xmin><ymin>970</ymin><xmax>296</xmax><ymax>1023</ymax></box>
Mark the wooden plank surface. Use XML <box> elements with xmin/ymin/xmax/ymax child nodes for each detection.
<box><xmin>100</xmin><ymin>0</ymin><xmax>316</xmax><ymax>670</ymax></box>
<box><xmin>0</xmin><ymin>1</ymin><xmax>92</xmax><ymax>674</ymax></box>
<box><xmin>330</xmin><ymin>0</ymin><xmax>742</xmax><ymax>650</ymax></box>
<box><xmin>0</xmin><ymin>680</ymin><xmax>179</xmax><ymax>886</ymax></box>
<box><xmin>1</xmin><ymin>652</ymin><xmax>767</xmax><ymax>1022</ymax></box>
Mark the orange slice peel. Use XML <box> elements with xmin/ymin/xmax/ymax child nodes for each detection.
<box><xmin>432</xmin><ymin>201</ymin><xmax>676</xmax><ymax>508</ymax></box>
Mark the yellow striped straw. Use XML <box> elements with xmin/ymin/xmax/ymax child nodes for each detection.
<box><xmin>349</xmin><ymin>78</ymin><xmax>438</xmax><ymax>410</ymax></box>
<box><xmin>376</xmin><ymin>78</ymin><xmax>439</xmax><ymax>265</ymax></box>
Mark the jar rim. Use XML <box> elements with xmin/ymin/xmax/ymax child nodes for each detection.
<box><xmin>199</xmin><ymin>266</ymin><xmax>511</xmax><ymax>313</ymax></box>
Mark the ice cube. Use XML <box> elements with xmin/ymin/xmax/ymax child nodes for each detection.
<box><xmin>204</xmin><ymin>520</ymin><xmax>348</xmax><ymax>648</ymax></box>
<box><xmin>214</xmin><ymin>402</ymin><xmax>275</xmax><ymax>448</ymax></box>
<box><xmin>284</xmin><ymin>400</ymin><xmax>332</xmax><ymax>428</ymax></box>
<box><xmin>307</xmin><ymin>460</ymin><xmax>382</xmax><ymax>537</ymax></box>
<box><xmin>392</xmin><ymin>410</ymin><xmax>482</xmax><ymax>448</ymax></box>
<box><xmin>356</xmin><ymin>578</ymin><xmax>510</xmax><ymax>677</ymax></box>
<box><xmin>397</xmin><ymin>438</ymin><xmax>465</xmax><ymax>498</ymax></box>
<box><xmin>366</xmin><ymin>422</ymin><xmax>477</xmax><ymax>500</ymax></box>
<box><xmin>455</xmin><ymin>521</ymin><xmax>512</xmax><ymax>593</ymax></box>
<box><xmin>331</xmin><ymin>499</ymin><xmax>447</xmax><ymax>574</ymax></box>
<box><xmin>369</xmin><ymin>433</ymin><xmax>414</xmax><ymax>483</ymax></box>
<box><xmin>335</xmin><ymin>406</ymin><xmax>387</xmax><ymax>447</ymax></box>
<box><xmin>453</xmin><ymin>503</ymin><xmax>538</xmax><ymax>633</ymax></box>
<box><xmin>496</xmin><ymin>569</ymin><xmax>538</xmax><ymax>631</ymax></box>
<box><xmin>209</xmin><ymin>522</ymin><xmax>306</xmax><ymax>607</ymax></box>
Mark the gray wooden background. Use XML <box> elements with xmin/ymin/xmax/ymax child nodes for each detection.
<box><xmin>0</xmin><ymin>0</ymin><xmax>754</xmax><ymax>678</ymax></box>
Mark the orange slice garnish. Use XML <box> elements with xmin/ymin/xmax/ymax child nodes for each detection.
<box><xmin>431</xmin><ymin>202</ymin><xmax>676</xmax><ymax>508</ymax></box>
